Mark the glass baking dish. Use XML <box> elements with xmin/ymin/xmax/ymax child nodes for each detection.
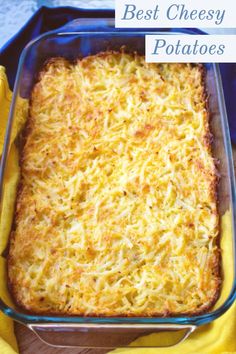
<box><xmin>0</xmin><ymin>18</ymin><xmax>235</xmax><ymax>349</ymax></box>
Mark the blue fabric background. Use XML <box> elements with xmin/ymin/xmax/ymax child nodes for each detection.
<box><xmin>0</xmin><ymin>6</ymin><xmax>235</xmax><ymax>143</ymax></box>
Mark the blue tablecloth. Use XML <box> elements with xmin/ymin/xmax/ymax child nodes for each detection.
<box><xmin>0</xmin><ymin>6</ymin><xmax>235</xmax><ymax>143</ymax></box>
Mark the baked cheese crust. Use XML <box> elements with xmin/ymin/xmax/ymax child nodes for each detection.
<box><xmin>8</xmin><ymin>52</ymin><xmax>220</xmax><ymax>316</ymax></box>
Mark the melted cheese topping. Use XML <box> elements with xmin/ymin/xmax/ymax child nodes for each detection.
<box><xmin>8</xmin><ymin>53</ymin><xmax>220</xmax><ymax>316</ymax></box>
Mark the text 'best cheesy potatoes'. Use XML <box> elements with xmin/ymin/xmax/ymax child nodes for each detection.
<box><xmin>8</xmin><ymin>52</ymin><xmax>220</xmax><ymax>316</ymax></box>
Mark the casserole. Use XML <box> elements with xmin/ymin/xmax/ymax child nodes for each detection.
<box><xmin>8</xmin><ymin>54</ymin><xmax>220</xmax><ymax>317</ymax></box>
<box><xmin>0</xmin><ymin>18</ymin><xmax>235</xmax><ymax>348</ymax></box>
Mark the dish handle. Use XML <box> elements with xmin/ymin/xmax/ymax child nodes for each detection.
<box><xmin>28</xmin><ymin>323</ymin><xmax>196</xmax><ymax>348</ymax></box>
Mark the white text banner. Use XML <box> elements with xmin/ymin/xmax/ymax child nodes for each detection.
<box><xmin>115</xmin><ymin>0</ymin><xmax>235</xmax><ymax>28</ymax></box>
<box><xmin>145</xmin><ymin>35</ymin><xmax>236</xmax><ymax>62</ymax></box>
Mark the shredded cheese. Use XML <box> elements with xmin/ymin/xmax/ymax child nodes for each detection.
<box><xmin>8</xmin><ymin>53</ymin><xmax>220</xmax><ymax>316</ymax></box>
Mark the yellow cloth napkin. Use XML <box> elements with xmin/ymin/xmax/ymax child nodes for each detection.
<box><xmin>0</xmin><ymin>66</ymin><xmax>19</xmax><ymax>354</ymax></box>
<box><xmin>0</xmin><ymin>65</ymin><xmax>235</xmax><ymax>354</ymax></box>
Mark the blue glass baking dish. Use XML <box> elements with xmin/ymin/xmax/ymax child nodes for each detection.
<box><xmin>0</xmin><ymin>18</ymin><xmax>235</xmax><ymax>348</ymax></box>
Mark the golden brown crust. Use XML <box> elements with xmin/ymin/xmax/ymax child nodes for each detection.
<box><xmin>8</xmin><ymin>52</ymin><xmax>220</xmax><ymax>317</ymax></box>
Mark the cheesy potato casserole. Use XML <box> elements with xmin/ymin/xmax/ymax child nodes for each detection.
<box><xmin>8</xmin><ymin>52</ymin><xmax>220</xmax><ymax>316</ymax></box>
